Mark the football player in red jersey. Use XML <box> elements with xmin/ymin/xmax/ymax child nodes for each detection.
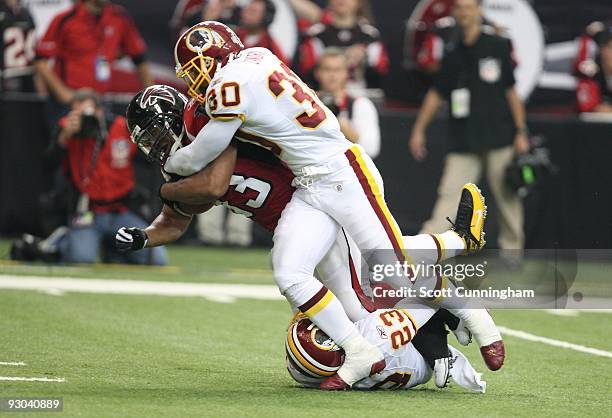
<box><xmin>117</xmin><ymin>85</ymin><xmax>505</xmax><ymax>375</ymax></box>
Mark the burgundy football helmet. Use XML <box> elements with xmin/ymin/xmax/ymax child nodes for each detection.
<box><xmin>174</xmin><ymin>21</ymin><xmax>244</xmax><ymax>103</ymax></box>
<box><xmin>286</xmin><ymin>316</ymin><xmax>345</xmax><ymax>379</ymax></box>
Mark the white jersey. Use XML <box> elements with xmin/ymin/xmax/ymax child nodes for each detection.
<box><xmin>287</xmin><ymin>308</ymin><xmax>487</xmax><ymax>392</ymax></box>
<box><xmin>352</xmin><ymin>309</ymin><xmax>431</xmax><ymax>390</ymax></box>
<box><xmin>204</xmin><ymin>47</ymin><xmax>351</xmax><ymax>174</ymax></box>
<box><xmin>287</xmin><ymin>309</ymin><xmax>431</xmax><ymax>391</ymax></box>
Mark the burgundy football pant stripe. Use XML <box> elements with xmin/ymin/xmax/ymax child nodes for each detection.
<box><xmin>298</xmin><ymin>286</ymin><xmax>329</xmax><ymax>313</ymax></box>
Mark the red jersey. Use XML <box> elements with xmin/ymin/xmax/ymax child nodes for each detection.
<box><xmin>183</xmin><ymin>99</ymin><xmax>295</xmax><ymax>231</ymax></box>
<box><xmin>61</xmin><ymin>115</ymin><xmax>136</xmax><ymax>212</ymax></box>
<box><xmin>36</xmin><ymin>2</ymin><xmax>146</xmax><ymax>93</ymax></box>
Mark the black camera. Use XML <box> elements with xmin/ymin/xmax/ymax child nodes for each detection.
<box><xmin>505</xmin><ymin>136</ymin><xmax>558</xmax><ymax>198</ymax></box>
<box><xmin>77</xmin><ymin>108</ymin><xmax>101</xmax><ymax>138</ymax></box>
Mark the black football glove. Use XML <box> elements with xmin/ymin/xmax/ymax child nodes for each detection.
<box><xmin>115</xmin><ymin>227</ymin><xmax>148</xmax><ymax>252</ymax></box>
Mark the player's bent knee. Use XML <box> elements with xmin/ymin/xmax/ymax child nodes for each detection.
<box><xmin>274</xmin><ymin>271</ymin><xmax>312</xmax><ymax>295</ymax></box>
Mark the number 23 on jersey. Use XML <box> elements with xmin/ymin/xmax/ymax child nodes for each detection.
<box><xmin>379</xmin><ymin>309</ymin><xmax>418</xmax><ymax>350</ymax></box>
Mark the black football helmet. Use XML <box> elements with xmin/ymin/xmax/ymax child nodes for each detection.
<box><xmin>126</xmin><ymin>85</ymin><xmax>188</xmax><ymax>165</ymax></box>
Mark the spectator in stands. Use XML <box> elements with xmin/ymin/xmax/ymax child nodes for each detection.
<box><xmin>576</xmin><ymin>29</ymin><xmax>612</xmax><ymax>113</ymax></box>
<box><xmin>170</xmin><ymin>0</ymin><xmax>204</xmax><ymax>37</ymax></box>
<box><xmin>414</xmin><ymin>15</ymin><xmax>503</xmax><ymax>75</ymax></box>
<box><xmin>409</xmin><ymin>0</ymin><xmax>529</xmax><ymax>250</ymax></box>
<box><xmin>289</xmin><ymin>0</ymin><xmax>363</xmax><ymax>30</ymax></box>
<box><xmin>176</xmin><ymin>0</ymin><xmax>241</xmax><ymax>36</ymax></box>
<box><xmin>0</xmin><ymin>0</ymin><xmax>40</xmax><ymax>93</ymax></box>
<box><xmin>34</xmin><ymin>0</ymin><xmax>153</xmax><ymax>123</ymax></box>
<box><xmin>199</xmin><ymin>0</ymin><xmax>241</xmax><ymax>27</ymax></box>
<box><xmin>297</xmin><ymin>0</ymin><xmax>388</xmax><ymax>91</ymax></box>
<box><xmin>315</xmin><ymin>48</ymin><xmax>380</xmax><ymax>158</ymax></box>
<box><xmin>236</xmin><ymin>0</ymin><xmax>289</xmax><ymax>64</ymax></box>
<box><xmin>573</xmin><ymin>21</ymin><xmax>612</xmax><ymax>79</ymax></box>
<box><xmin>45</xmin><ymin>89</ymin><xmax>166</xmax><ymax>265</ymax></box>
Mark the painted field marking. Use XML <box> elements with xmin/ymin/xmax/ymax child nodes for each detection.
<box><xmin>2</xmin><ymin>275</ymin><xmax>612</xmax><ymax>360</ymax></box>
<box><xmin>0</xmin><ymin>275</ymin><xmax>284</xmax><ymax>302</ymax></box>
<box><xmin>498</xmin><ymin>326</ymin><xmax>612</xmax><ymax>359</ymax></box>
<box><xmin>545</xmin><ymin>309</ymin><xmax>612</xmax><ymax>317</ymax></box>
<box><xmin>0</xmin><ymin>376</ymin><xmax>64</xmax><ymax>382</ymax></box>
<box><xmin>544</xmin><ymin>309</ymin><xmax>579</xmax><ymax>317</ymax></box>
<box><xmin>0</xmin><ymin>362</ymin><xmax>26</xmax><ymax>366</ymax></box>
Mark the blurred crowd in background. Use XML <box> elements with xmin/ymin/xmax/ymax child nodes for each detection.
<box><xmin>2</xmin><ymin>0</ymin><xmax>612</xmax><ymax>264</ymax></box>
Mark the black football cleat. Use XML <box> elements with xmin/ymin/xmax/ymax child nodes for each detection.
<box><xmin>448</xmin><ymin>183</ymin><xmax>487</xmax><ymax>254</ymax></box>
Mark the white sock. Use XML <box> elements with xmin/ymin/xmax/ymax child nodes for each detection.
<box><xmin>433</xmin><ymin>231</ymin><xmax>467</xmax><ymax>261</ymax></box>
<box><xmin>448</xmin><ymin>308</ymin><xmax>501</xmax><ymax>347</ymax></box>
<box><xmin>402</xmin><ymin>231</ymin><xmax>466</xmax><ymax>266</ymax></box>
<box><xmin>291</xmin><ymin>283</ymin><xmax>358</xmax><ymax>346</ymax></box>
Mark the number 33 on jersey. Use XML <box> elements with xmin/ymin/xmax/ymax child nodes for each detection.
<box><xmin>204</xmin><ymin>47</ymin><xmax>351</xmax><ymax>174</ymax></box>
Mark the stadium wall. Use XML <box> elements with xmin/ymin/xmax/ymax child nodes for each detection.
<box><xmin>1</xmin><ymin>96</ymin><xmax>610</xmax><ymax>248</ymax></box>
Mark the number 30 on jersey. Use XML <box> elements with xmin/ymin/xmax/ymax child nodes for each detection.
<box><xmin>267</xmin><ymin>62</ymin><xmax>327</xmax><ymax>130</ymax></box>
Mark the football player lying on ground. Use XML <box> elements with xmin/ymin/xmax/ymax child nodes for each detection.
<box><xmin>287</xmin><ymin>308</ymin><xmax>487</xmax><ymax>392</ymax></box>
<box><xmin>117</xmin><ymin>85</ymin><xmax>505</xmax><ymax>379</ymax></box>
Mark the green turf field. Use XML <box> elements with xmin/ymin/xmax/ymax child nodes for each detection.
<box><xmin>1</xmin><ymin>242</ymin><xmax>611</xmax><ymax>417</ymax></box>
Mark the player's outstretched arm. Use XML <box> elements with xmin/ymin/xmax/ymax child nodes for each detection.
<box><xmin>115</xmin><ymin>204</ymin><xmax>197</xmax><ymax>252</ymax></box>
<box><xmin>143</xmin><ymin>204</ymin><xmax>197</xmax><ymax>247</ymax></box>
<box><xmin>160</xmin><ymin>144</ymin><xmax>237</xmax><ymax>205</ymax></box>
<box><xmin>164</xmin><ymin>117</ymin><xmax>242</xmax><ymax>177</ymax></box>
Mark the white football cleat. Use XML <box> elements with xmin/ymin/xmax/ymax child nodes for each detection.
<box><xmin>434</xmin><ymin>356</ymin><xmax>454</xmax><ymax>388</ymax></box>
<box><xmin>451</xmin><ymin>318</ymin><xmax>472</xmax><ymax>346</ymax></box>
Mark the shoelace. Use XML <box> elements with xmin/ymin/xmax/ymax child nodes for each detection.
<box><xmin>444</xmin><ymin>356</ymin><xmax>458</xmax><ymax>388</ymax></box>
<box><xmin>446</xmin><ymin>216</ymin><xmax>481</xmax><ymax>248</ymax></box>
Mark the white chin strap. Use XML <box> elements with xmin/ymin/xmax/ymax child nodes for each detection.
<box><xmin>169</xmin><ymin>129</ymin><xmax>185</xmax><ymax>157</ymax></box>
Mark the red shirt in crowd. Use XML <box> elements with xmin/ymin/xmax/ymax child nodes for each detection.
<box><xmin>573</xmin><ymin>23</ymin><xmax>612</xmax><ymax>112</ymax></box>
<box><xmin>36</xmin><ymin>2</ymin><xmax>146</xmax><ymax>93</ymax></box>
<box><xmin>299</xmin><ymin>20</ymin><xmax>389</xmax><ymax>86</ymax></box>
<box><xmin>61</xmin><ymin>116</ymin><xmax>137</xmax><ymax>212</ymax></box>
<box><xmin>576</xmin><ymin>71</ymin><xmax>612</xmax><ymax>113</ymax></box>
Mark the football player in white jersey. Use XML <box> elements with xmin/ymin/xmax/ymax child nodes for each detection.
<box><xmin>286</xmin><ymin>309</ymin><xmax>486</xmax><ymax>392</ymax></box>
<box><xmin>119</xmin><ymin>86</ymin><xmax>504</xmax><ymax>378</ymax></box>
<box><xmin>164</xmin><ymin>21</ymin><xmax>491</xmax><ymax>390</ymax></box>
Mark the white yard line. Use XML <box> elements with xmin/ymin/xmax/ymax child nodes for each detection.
<box><xmin>545</xmin><ymin>309</ymin><xmax>612</xmax><ymax>317</ymax></box>
<box><xmin>498</xmin><ymin>326</ymin><xmax>612</xmax><ymax>359</ymax></box>
<box><xmin>0</xmin><ymin>362</ymin><xmax>26</xmax><ymax>366</ymax></box>
<box><xmin>3</xmin><ymin>274</ymin><xmax>612</xmax><ymax>360</ymax></box>
<box><xmin>0</xmin><ymin>275</ymin><xmax>284</xmax><ymax>302</ymax></box>
<box><xmin>0</xmin><ymin>376</ymin><xmax>64</xmax><ymax>382</ymax></box>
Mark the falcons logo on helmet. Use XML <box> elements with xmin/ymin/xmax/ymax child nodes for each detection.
<box><xmin>139</xmin><ymin>86</ymin><xmax>177</xmax><ymax>108</ymax></box>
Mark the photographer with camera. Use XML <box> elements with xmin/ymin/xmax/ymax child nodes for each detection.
<box><xmin>44</xmin><ymin>89</ymin><xmax>167</xmax><ymax>265</ymax></box>
<box><xmin>408</xmin><ymin>0</ymin><xmax>528</xmax><ymax>251</ymax></box>
<box><xmin>315</xmin><ymin>48</ymin><xmax>381</xmax><ymax>158</ymax></box>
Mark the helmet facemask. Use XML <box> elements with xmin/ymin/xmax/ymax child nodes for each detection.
<box><xmin>131</xmin><ymin>113</ymin><xmax>185</xmax><ymax>166</ymax></box>
<box><xmin>176</xmin><ymin>54</ymin><xmax>217</xmax><ymax>104</ymax></box>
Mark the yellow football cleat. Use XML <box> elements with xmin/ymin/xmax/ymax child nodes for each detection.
<box><xmin>447</xmin><ymin>183</ymin><xmax>487</xmax><ymax>254</ymax></box>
